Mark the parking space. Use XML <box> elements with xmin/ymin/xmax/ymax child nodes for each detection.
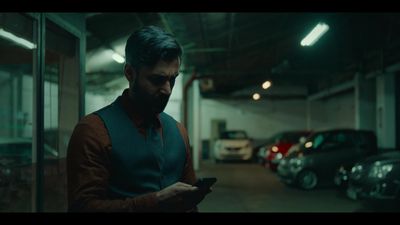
<box><xmin>197</xmin><ymin>160</ymin><xmax>367</xmax><ymax>212</ymax></box>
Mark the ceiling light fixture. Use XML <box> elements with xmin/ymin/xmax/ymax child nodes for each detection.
<box><xmin>252</xmin><ymin>93</ymin><xmax>261</xmax><ymax>101</ymax></box>
<box><xmin>0</xmin><ymin>28</ymin><xmax>36</xmax><ymax>49</ymax></box>
<box><xmin>262</xmin><ymin>80</ymin><xmax>272</xmax><ymax>89</ymax></box>
<box><xmin>300</xmin><ymin>22</ymin><xmax>329</xmax><ymax>47</ymax></box>
<box><xmin>112</xmin><ymin>52</ymin><xmax>125</xmax><ymax>64</ymax></box>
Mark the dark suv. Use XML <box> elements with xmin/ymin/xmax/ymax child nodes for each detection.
<box><xmin>347</xmin><ymin>150</ymin><xmax>400</xmax><ymax>203</ymax></box>
<box><xmin>277</xmin><ymin>129</ymin><xmax>377</xmax><ymax>190</ymax></box>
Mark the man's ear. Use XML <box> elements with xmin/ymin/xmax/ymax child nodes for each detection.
<box><xmin>124</xmin><ymin>63</ymin><xmax>136</xmax><ymax>82</ymax></box>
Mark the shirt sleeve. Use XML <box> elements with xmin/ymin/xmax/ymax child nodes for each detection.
<box><xmin>176</xmin><ymin>122</ymin><xmax>199</xmax><ymax>212</ymax></box>
<box><xmin>66</xmin><ymin>114</ymin><xmax>160</xmax><ymax>212</ymax></box>
<box><xmin>176</xmin><ymin>122</ymin><xmax>197</xmax><ymax>185</ymax></box>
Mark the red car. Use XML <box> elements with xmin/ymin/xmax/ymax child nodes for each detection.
<box><xmin>264</xmin><ymin>131</ymin><xmax>311</xmax><ymax>171</ymax></box>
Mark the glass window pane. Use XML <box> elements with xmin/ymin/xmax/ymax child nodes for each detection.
<box><xmin>0</xmin><ymin>13</ymin><xmax>36</xmax><ymax>212</ymax></box>
<box><xmin>43</xmin><ymin>19</ymin><xmax>79</xmax><ymax>212</ymax></box>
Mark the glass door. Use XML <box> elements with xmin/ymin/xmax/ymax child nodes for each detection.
<box><xmin>0</xmin><ymin>13</ymin><xmax>37</xmax><ymax>212</ymax></box>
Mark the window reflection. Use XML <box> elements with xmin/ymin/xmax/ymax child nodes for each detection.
<box><xmin>43</xmin><ymin>20</ymin><xmax>79</xmax><ymax>212</ymax></box>
<box><xmin>0</xmin><ymin>13</ymin><xmax>36</xmax><ymax>212</ymax></box>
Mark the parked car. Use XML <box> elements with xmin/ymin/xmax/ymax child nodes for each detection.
<box><xmin>264</xmin><ymin>131</ymin><xmax>311</xmax><ymax>171</ymax></box>
<box><xmin>254</xmin><ymin>135</ymin><xmax>277</xmax><ymax>164</ymax></box>
<box><xmin>285</xmin><ymin>142</ymin><xmax>304</xmax><ymax>157</ymax></box>
<box><xmin>277</xmin><ymin>129</ymin><xmax>377</xmax><ymax>190</ymax></box>
<box><xmin>214</xmin><ymin>130</ymin><xmax>253</xmax><ymax>162</ymax></box>
<box><xmin>334</xmin><ymin>164</ymin><xmax>353</xmax><ymax>194</ymax></box>
<box><xmin>347</xmin><ymin>150</ymin><xmax>400</xmax><ymax>203</ymax></box>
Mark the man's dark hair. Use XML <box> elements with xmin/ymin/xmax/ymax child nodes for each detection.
<box><xmin>125</xmin><ymin>26</ymin><xmax>183</xmax><ymax>70</ymax></box>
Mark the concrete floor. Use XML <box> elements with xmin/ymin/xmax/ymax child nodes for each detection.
<box><xmin>196</xmin><ymin>160</ymin><xmax>365</xmax><ymax>212</ymax></box>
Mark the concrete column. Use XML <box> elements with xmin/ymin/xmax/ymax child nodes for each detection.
<box><xmin>376</xmin><ymin>73</ymin><xmax>396</xmax><ymax>149</ymax></box>
<box><xmin>354</xmin><ymin>73</ymin><xmax>376</xmax><ymax>131</ymax></box>
<box><xmin>306</xmin><ymin>100</ymin><xmax>311</xmax><ymax>130</ymax></box>
<box><xmin>396</xmin><ymin>74</ymin><xmax>400</xmax><ymax>149</ymax></box>
<box><xmin>192</xmin><ymin>80</ymin><xmax>201</xmax><ymax>171</ymax></box>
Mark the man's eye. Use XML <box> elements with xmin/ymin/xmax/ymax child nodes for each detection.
<box><xmin>150</xmin><ymin>76</ymin><xmax>177</xmax><ymax>86</ymax></box>
<box><xmin>169</xmin><ymin>76</ymin><xmax>176</xmax><ymax>86</ymax></box>
<box><xmin>151</xmin><ymin>77</ymin><xmax>165</xmax><ymax>85</ymax></box>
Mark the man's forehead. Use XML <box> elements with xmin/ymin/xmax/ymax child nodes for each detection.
<box><xmin>148</xmin><ymin>59</ymin><xmax>181</xmax><ymax>74</ymax></box>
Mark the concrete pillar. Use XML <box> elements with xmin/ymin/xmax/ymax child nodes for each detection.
<box><xmin>376</xmin><ymin>73</ymin><xmax>396</xmax><ymax>149</ymax></box>
<box><xmin>396</xmin><ymin>74</ymin><xmax>400</xmax><ymax>149</ymax></box>
<box><xmin>306</xmin><ymin>100</ymin><xmax>311</xmax><ymax>130</ymax></box>
<box><xmin>354</xmin><ymin>73</ymin><xmax>376</xmax><ymax>131</ymax></box>
<box><xmin>182</xmin><ymin>74</ymin><xmax>195</xmax><ymax>170</ymax></box>
<box><xmin>192</xmin><ymin>80</ymin><xmax>201</xmax><ymax>171</ymax></box>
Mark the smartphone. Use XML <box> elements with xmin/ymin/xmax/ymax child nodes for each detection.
<box><xmin>194</xmin><ymin>177</ymin><xmax>217</xmax><ymax>190</ymax></box>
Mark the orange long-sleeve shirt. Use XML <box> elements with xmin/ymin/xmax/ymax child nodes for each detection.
<box><xmin>66</xmin><ymin>89</ymin><xmax>197</xmax><ymax>212</ymax></box>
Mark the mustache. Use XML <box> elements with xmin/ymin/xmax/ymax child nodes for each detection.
<box><xmin>156</xmin><ymin>93</ymin><xmax>170</xmax><ymax>101</ymax></box>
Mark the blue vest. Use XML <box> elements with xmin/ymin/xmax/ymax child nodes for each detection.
<box><xmin>95</xmin><ymin>96</ymin><xmax>186</xmax><ymax>198</ymax></box>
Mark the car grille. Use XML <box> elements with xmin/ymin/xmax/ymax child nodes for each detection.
<box><xmin>350</xmin><ymin>170</ymin><xmax>362</xmax><ymax>180</ymax></box>
<box><xmin>225</xmin><ymin>147</ymin><xmax>242</xmax><ymax>151</ymax></box>
<box><xmin>350</xmin><ymin>165</ymin><xmax>371</xmax><ymax>181</ymax></box>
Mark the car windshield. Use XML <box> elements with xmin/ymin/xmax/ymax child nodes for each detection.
<box><xmin>269</xmin><ymin>131</ymin><xmax>309</xmax><ymax>143</ymax></box>
<box><xmin>220</xmin><ymin>131</ymin><xmax>248</xmax><ymax>139</ymax></box>
<box><xmin>301</xmin><ymin>132</ymin><xmax>329</xmax><ymax>150</ymax></box>
<box><xmin>280</xmin><ymin>132</ymin><xmax>309</xmax><ymax>143</ymax></box>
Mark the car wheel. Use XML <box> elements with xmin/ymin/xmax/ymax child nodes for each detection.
<box><xmin>297</xmin><ymin>170</ymin><xmax>318</xmax><ymax>190</ymax></box>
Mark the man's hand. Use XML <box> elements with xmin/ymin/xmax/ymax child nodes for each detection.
<box><xmin>181</xmin><ymin>186</ymin><xmax>212</xmax><ymax>211</ymax></box>
<box><xmin>156</xmin><ymin>182</ymin><xmax>198</xmax><ymax>212</ymax></box>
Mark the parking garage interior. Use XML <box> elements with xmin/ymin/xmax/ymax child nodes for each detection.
<box><xmin>0</xmin><ymin>12</ymin><xmax>399</xmax><ymax>212</ymax></box>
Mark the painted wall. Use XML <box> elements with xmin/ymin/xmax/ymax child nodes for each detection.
<box><xmin>200</xmin><ymin>98</ymin><xmax>308</xmax><ymax>140</ymax></box>
<box><xmin>308</xmin><ymin>91</ymin><xmax>356</xmax><ymax>131</ymax></box>
<box><xmin>376</xmin><ymin>73</ymin><xmax>396</xmax><ymax>148</ymax></box>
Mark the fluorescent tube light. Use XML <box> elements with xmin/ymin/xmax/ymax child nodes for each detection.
<box><xmin>0</xmin><ymin>28</ymin><xmax>36</xmax><ymax>49</ymax></box>
<box><xmin>300</xmin><ymin>22</ymin><xmax>329</xmax><ymax>47</ymax></box>
<box><xmin>112</xmin><ymin>52</ymin><xmax>125</xmax><ymax>64</ymax></box>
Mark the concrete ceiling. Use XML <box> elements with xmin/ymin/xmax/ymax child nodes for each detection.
<box><xmin>85</xmin><ymin>13</ymin><xmax>400</xmax><ymax>97</ymax></box>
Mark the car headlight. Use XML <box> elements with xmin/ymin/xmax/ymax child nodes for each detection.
<box><xmin>368</xmin><ymin>163</ymin><xmax>393</xmax><ymax>179</ymax></box>
<box><xmin>350</xmin><ymin>164</ymin><xmax>363</xmax><ymax>180</ymax></box>
<box><xmin>275</xmin><ymin>153</ymin><xmax>283</xmax><ymax>160</ymax></box>
<box><xmin>289</xmin><ymin>158</ymin><xmax>303</xmax><ymax>167</ymax></box>
<box><xmin>351</xmin><ymin>164</ymin><xmax>363</xmax><ymax>173</ymax></box>
<box><xmin>271</xmin><ymin>146</ymin><xmax>279</xmax><ymax>152</ymax></box>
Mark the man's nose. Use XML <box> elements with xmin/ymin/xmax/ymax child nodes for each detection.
<box><xmin>160</xmin><ymin>81</ymin><xmax>172</xmax><ymax>95</ymax></box>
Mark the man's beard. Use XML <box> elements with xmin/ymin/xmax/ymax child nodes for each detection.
<box><xmin>132</xmin><ymin>79</ymin><xmax>170</xmax><ymax>115</ymax></box>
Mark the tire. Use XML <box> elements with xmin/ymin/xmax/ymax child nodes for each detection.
<box><xmin>297</xmin><ymin>170</ymin><xmax>318</xmax><ymax>190</ymax></box>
